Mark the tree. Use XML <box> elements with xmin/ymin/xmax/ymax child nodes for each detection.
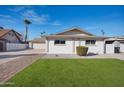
<box><xmin>24</xmin><ymin>19</ymin><xmax>32</xmax><ymax>42</ymax></box>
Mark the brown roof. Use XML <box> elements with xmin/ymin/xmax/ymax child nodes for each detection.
<box><xmin>0</xmin><ymin>29</ymin><xmax>22</xmax><ymax>38</ymax></box>
<box><xmin>0</xmin><ymin>29</ymin><xmax>10</xmax><ymax>38</ymax></box>
<box><xmin>46</xmin><ymin>27</ymin><xmax>110</xmax><ymax>40</ymax></box>
<box><xmin>46</xmin><ymin>35</ymin><xmax>109</xmax><ymax>40</ymax></box>
<box><xmin>0</xmin><ymin>29</ymin><xmax>23</xmax><ymax>42</ymax></box>
<box><xmin>56</xmin><ymin>27</ymin><xmax>94</xmax><ymax>36</ymax></box>
<box><xmin>29</xmin><ymin>37</ymin><xmax>46</xmax><ymax>43</ymax></box>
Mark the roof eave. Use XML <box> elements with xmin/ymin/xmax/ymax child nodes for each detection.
<box><xmin>46</xmin><ymin>35</ymin><xmax>109</xmax><ymax>40</ymax></box>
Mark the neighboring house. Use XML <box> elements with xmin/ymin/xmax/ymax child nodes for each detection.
<box><xmin>29</xmin><ymin>36</ymin><xmax>46</xmax><ymax>51</ymax></box>
<box><xmin>0</xmin><ymin>28</ymin><xmax>27</xmax><ymax>52</ymax></box>
<box><xmin>45</xmin><ymin>27</ymin><xmax>124</xmax><ymax>54</ymax></box>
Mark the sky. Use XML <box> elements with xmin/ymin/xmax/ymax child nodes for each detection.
<box><xmin>0</xmin><ymin>5</ymin><xmax>124</xmax><ymax>40</ymax></box>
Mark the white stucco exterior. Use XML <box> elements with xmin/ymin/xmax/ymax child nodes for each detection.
<box><xmin>86</xmin><ymin>41</ymin><xmax>105</xmax><ymax>54</ymax></box>
<box><xmin>47</xmin><ymin>39</ymin><xmax>105</xmax><ymax>54</ymax></box>
<box><xmin>48</xmin><ymin>39</ymin><xmax>73</xmax><ymax>54</ymax></box>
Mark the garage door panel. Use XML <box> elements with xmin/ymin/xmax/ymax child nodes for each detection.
<box><xmin>32</xmin><ymin>43</ymin><xmax>46</xmax><ymax>50</ymax></box>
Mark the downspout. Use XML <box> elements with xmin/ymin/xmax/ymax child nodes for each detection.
<box><xmin>79</xmin><ymin>38</ymin><xmax>81</xmax><ymax>46</ymax></box>
<box><xmin>46</xmin><ymin>37</ymin><xmax>49</xmax><ymax>53</ymax></box>
<box><xmin>72</xmin><ymin>38</ymin><xmax>75</xmax><ymax>53</ymax></box>
<box><xmin>103</xmin><ymin>39</ymin><xmax>106</xmax><ymax>54</ymax></box>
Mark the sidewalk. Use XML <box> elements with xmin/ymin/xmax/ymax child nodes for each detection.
<box><xmin>42</xmin><ymin>53</ymin><xmax>124</xmax><ymax>60</ymax></box>
<box><xmin>0</xmin><ymin>49</ymin><xmax>44</xmax><ymax>65</ymax></box>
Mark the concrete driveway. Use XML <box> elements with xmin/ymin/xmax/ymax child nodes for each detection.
<box><xmin>0</xmin><ymin>49</ymin><xmax>44</xmax><ymax>65</ymax></box>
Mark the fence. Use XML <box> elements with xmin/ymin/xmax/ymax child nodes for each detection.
<box><xmin>105</xmin><ymin>44</ymin><xmax>114</xmax><ymax>54</ymax></box>
<box><xmin>120</xmin><ymin>43</ymin><xmax>124</xmax><ymax>52</ymax></box>
<box><xmin>6</xmin><ymin>43</ymin><xmax>28</xmax><ymax>51</ymax></box>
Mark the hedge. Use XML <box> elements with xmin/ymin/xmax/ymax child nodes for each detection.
<box><xmin>76</xmin><ymin>46</ymin><xmax>88</xmax><ymax>56</ymax></box>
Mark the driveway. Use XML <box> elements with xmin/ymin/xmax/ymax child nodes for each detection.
<box><xmin>0</xmin><ymin>49</ymin><xmax>45</xmax><ymax>83</ymax></box>
<box><xmin>0</xmin><ymin>49</ymin><xmax>44</xmax><ymax>65</ymax></box>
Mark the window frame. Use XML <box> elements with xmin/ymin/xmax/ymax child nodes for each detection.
<box><xmin>85</xmin><ymin>40</ymin><xmax>96</xmax><ymax>45</ymax></box>
<box><xmin>54</xmin><ymin>39</ymin><xmax>66</xmax><ymax>45</ymax></box>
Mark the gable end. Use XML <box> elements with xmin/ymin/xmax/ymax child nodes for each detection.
<box><xmin>56</xmin><ymin>28</ymin><xmax>94</xmax><ymax>36</ymax></box>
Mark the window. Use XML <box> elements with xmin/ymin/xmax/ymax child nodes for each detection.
<box><xmin>54</xmin><ymin>39</ymin><xmax>66</xmax><ymax>45</ymax></box>
<box><xmin>105</xmin><ymin>41</ymin><xmax>114</xmax><ymax>44</ymax></box>
<box><xmin>86</xmin><ymin>40</ymin><xmax>96</xmax><ymax>45</ymax></box>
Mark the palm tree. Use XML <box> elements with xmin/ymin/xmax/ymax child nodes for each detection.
<box><xmin>24</xmin><ymin>19</ymin><xmax>31</xmax><ymax>42</ymax></box>
<box><xmin>41</xmin><ymin>31</ymin><xmax>46</xmax><ymax>37</ymax></box>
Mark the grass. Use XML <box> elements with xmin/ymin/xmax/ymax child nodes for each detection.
<box><xmin>3</xmin><ymin>59</ymin><xmax>124</xmax><ymax>87</ymax></box>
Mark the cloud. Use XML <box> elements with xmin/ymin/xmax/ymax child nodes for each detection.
<box><xmin>21</xmin><ymin>10</ymin><xmax>49</xmax><ymax>24</ymax></box>
<box><xmin>51</xmin><ymin>21</ymin><xmax>61</xmax><ymax>26</ymax></box>
<box><xmin>9</xmin><ymin>6</ymin><xmax>32</xmax><ymax>12</ymax></box>
<box><xmin>0</xmin><ymin>19</ymin><xmax>15</xmax><ymax>24</ymax></box>
<box><xmin>8</xmin><ymin>6</ymin><xmax>50</xmax><ymax>25</ymax></box>
<box><xmin>0</xmin><ymin>14</ymin><xmax>12</xmax><ymax>18</ymax></box>
<box><xmin>0</xmin><ymin>14</ymin><xmax>15</xmax><ymax>24</ymax></box>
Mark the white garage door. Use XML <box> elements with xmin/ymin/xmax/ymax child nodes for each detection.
<box><xmin>29</xmin><ymin>43</ymin><xmax>46</xmax><ymax>50</ymax></box>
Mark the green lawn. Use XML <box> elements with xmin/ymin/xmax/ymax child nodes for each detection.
<box><xmin>3</xmin><ymin>59</ymin><xmax>124</xmax><ymax>87</ymax></box>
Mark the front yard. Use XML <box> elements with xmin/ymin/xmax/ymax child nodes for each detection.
<box><xmin>3</xmin><ymin>59</ymin><xmax>124</xmax><ymax>87</ymax></box>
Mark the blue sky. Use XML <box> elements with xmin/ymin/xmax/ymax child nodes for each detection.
<box><xmin>0</xmin><ymin>5</ymin><xmax>124</xmax><ymax>40</ymax></box>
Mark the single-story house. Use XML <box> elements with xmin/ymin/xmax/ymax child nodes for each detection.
<box><xmin>45</xmin><ymin>27</ymin><xmax>124</xmax><ymax>54</ymax></box>
<box><xmin>0</xmin><ymin>28</ymin><xmax>28</xmax><ymax>52</ymax></box>
<box><xmin>29</xmin><ymin>27</ymin><xmax>124</xmax><ymax>54</ymax></box>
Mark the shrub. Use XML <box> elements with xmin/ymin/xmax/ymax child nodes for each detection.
<box><xmin>76</xmin><ymin>46</ymin><xmax>88</xmax><ymax>56</ymax></box>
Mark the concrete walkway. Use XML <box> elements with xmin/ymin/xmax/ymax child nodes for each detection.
<box><xmin>42</xmin><ymin>53</ymin><xmax>124</xmax><ymax>61</ymax></box>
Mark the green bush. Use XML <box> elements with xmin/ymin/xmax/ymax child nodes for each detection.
<box><xmin>76</xmin><ymin>46</ymin><xmax>88</xmax><ymax>56</ymax></box>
